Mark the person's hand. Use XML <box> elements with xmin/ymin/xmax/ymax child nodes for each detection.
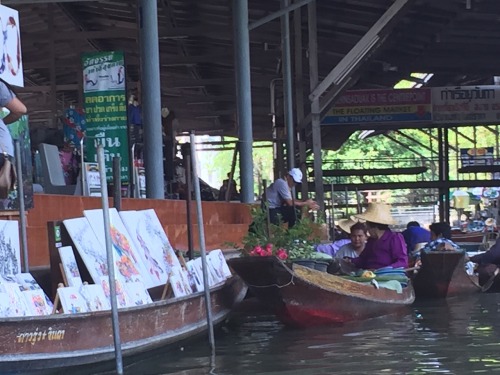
<box><xmin>305</xmin><ymin>199</ymin><xmax>320</xmax><ymax>211</ymax></box>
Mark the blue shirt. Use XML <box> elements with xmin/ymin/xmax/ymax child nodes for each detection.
<box><xmin>402</xmin><ymin>226</ymin><xmax>431</xmax><ymax>253</ymax></box>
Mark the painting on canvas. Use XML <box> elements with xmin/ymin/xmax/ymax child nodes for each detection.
<box><xmin>58</xmin><ymin>287</ymin><xmax>89</xmax><ymax>314</ymax></box>
<box><xmin>0</xmin><ymin>292</ymin><xmax>11</xmax><ymax>317</ymax></box>
<box><xmin>0</xmin><ymin>282</ymin><xmax>29</xmax><ymax>317</ymax></box>
<box><xmin>63</xmin><ymin>217</ymin><xmax>108</xmax><ymax>284</ymax></box>
<box><xmin>186</xmin><ymin>260</ymin><xmax>204</xmax><ymax>292</ymax></box>
<box><xmin>57</xmin><ymin>246</ymin><xmax>83</xmax><ymax>287</ymax></box>
<box><xmin>80</xmin><ymin>284</ymin><xmax>110</xmax><ymax>312</ymax></box>
<box><xmin>16</xmin><ymin>273</ymin><xmax>53</xmax><ymax>314</ymax></box>
<box><xmin>100</xmin><ymin>277</ymin><xmax>131</xmax><ymax>308</ymax></box>
<box><xmin>126</xmin><ymin>281</ymin><xmax>153</xmax><ymax>306</ymax></box>
<box><xmin>193</xmin><ymin>257</ymin><xmax>217</xmax><ymax>287</ymax></box>
<box><xmin>207</xmin><ymin>250</ymin><xmax>232</xmax><ymax>281</ymax></box>
<box><xmin>138</xmin><ymin>209</ymin><xmax>181</xmax><ymax>273</ymax></box>
<box><xmin>84</xmin><ymin>209</ymin><xmax>150</xmax><ymax>286</ymax></box>
<box><xmin>169</xmin><ymin>266</ymin><xmax>192</xmax><ymax>298</ymax></box>
<box><xmin>119</xmin><ymin>210</ymin><xmax>168</xmax><ymax>287</ymax></box>
<box><xmin>0</xmin><ymin>220</ymin><xmax>20</xmax><ymax>278</ymax></box>
<box><xmin>22</xmin><ymin>289</ymin><xmax>50</xmax><ymax>316</ymax></box>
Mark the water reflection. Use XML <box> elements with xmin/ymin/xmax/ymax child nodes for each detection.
<box><xmin>57</xmin><ymin>294</ymin><xmax>500</xmax><ymax>375</ymax></box>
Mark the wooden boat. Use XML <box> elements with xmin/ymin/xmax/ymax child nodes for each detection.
<box><xmin>412</xmin><ymin>251</ymin><xmax>480</xmax><ymax>298</ymax></box>
<box><xmin>228</xmin><ymin>256</ymin><xmax>415</xmax><ymax>328</ymax></box>
<box><xmin>451</xmin><ymin>231</ymin><xmax>485</xmax><ymax>243</ymax></box>
<box><xmin>0</xmin><ymin>276</ymin><xmax>246</xmax><ymax>372</ymax></box>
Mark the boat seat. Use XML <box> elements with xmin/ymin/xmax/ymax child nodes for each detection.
<box><xmin>38</xmin><ymin>143</ymin><xmax>80</xmax><ymax>195</ymax></box>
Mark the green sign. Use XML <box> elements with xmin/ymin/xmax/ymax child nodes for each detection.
<box><xmin>82</xmin><ymin>51</ymin><xmax>129</xmax><ymax>183</ymax></box>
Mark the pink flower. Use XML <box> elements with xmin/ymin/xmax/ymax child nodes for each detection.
<box><xmin>276</xmin><ymin>248</ymin><xmax>288</xmax><ymax>260</ymax></box>
<box><xmin>265</xmin><ymin>243</ymin><xmax>273</xmax><ymax>256</ymax></box>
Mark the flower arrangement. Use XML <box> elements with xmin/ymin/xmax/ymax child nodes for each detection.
<box><xmin>241</xmin><ymin>205</ymin><xmax>323</xmax><ymax>261</ymax></box>
<box><xmin>249</xmin><ymin>243</ymin><xmax>288</xmax><ymax>260</ymax></box>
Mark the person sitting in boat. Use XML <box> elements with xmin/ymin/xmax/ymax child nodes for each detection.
<box><xmin>315</xmin><ymin>218</ymin><xmax>354</xmax><ymax>257</ymax></box>
<box><xmin>469</xmin><ymin>236</ymin><xmax>500</xmax><ymax>285</ymax></box>
<box><xmin>402</xmin><ymin>221</ymin><xmax>431</xmax><ymax>258</ymax></box>
<box><xmin>335</xmin><ymin>221</ymin><xmax>367</xmax><ymax>259</ymax></box>
<box><xmin>420</xmin><ymin>222</ymin><xmax>462</xmax><ymax>253</ymax></box>
<box><xmin>347</xmin><ymin>203</ymin><xmax>408</xmax><ymax>270</ymax></box>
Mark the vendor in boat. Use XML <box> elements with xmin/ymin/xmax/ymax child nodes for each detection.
<box><xmin>316</xmin><ymin>218</ymin><xmax>354</xmax><ymax>256</ymax></box>
<box><xmin>335</xmin><ymin>221</ymin><xmax>367</xmax><ymax>259</ymax></box>
<box><xmin>469</xmin><ymin>237</ymin><xmax>500</xmax><ymax>285</ymax></box>
<box><xmin>420</xmin><ymin>222</ymin><xmax>462</xmax><ymax>253</ymax></box>
<box><xmin>402</xmin><ymin>221</ymin><xmax>431</xmax><ymax>257</ymax></box>
<box><xmin>346</xmin><ymin>203</ymin><xmax>408</xmax><ymax>270</ymax></box>
<box><xmin>265</xmin><ymin>168</ymin><xmax>319</xmax><ymax>228</ymax></box>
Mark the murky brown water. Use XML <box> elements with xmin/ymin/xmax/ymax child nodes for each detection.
<box><xmin>44</xmin><ymin>293</ymin><xmax>500</xmax><ymax>375</ymax></box>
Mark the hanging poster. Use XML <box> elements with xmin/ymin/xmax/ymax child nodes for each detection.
<box><xmin>83</xmin><ymin>162</ymin><xmax>101</xmax><ymax>197</ymax></box>
<box><xmin>0</xmin><ymin>5</ymin><xmax>23</xmax><ymax>87</ymax></box>
<box><xmin>63</xmin><ymin>107</ymin><xmax>86</xmax><ymax>147</ymax></box>
<box><xmin>82</xmin><ymin>51</ymin><xmax>129</xmax><ymax>183</ymax></box>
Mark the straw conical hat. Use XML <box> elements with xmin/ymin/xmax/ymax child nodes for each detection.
<box><xmin>338</xmin><ymin>218</ymin><xmax>357</xmax><ymax>234</ymax></box>
<box><xmin>354</xmin><ymin>203</ymin><xmax>396</xmax><ymax>225</ymax></box>
<box><xmin>485</xmin><ymin>218</ymin><xmax>496</xmax><ymax>227</ymax></box>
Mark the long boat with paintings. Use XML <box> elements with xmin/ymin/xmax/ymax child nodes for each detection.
<box><xmin>0</xmin><ymin>275</ymin><xmax>246</xmax><ymax>372</ymax></box>
<box><xmin>228</xmin><ymin>256</ymin><xmax>414</xmax><ymax>328</ymax></box>
<box><xmin>411</xmin><ymin>251</ymin><xmax>481</xmax><ymax>298</ymax></box>
<box><xmin>0</xmin><ymin>210</ymin><xmax>246</xmax><ymax>372</ymax></box>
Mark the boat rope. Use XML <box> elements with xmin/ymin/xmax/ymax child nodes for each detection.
<box><xmin>247</xmin><ymin>275</ymin><xmax>295</xmax><ymax>289</ymax></box>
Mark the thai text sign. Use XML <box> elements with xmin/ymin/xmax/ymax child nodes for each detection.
<box><xmin>82</xmin><ymin>51</ymin><xmax>129</xmax><ymax>183</ymax></box>
<box><xmin>322</xmin><ymin>88</ymin><xmax>432</xmax><ymax>125</ymax></box>
<box><xmin>0</xmin><ymin>5</ymin><xmax>23</xmax><ymax>86</ymax></box>
<box><xmin>432</xmin><ymin>86</ymin><xmax>500</xmax><ymax>124</ymax></box>
<box><xmin>460</xmin><ymin>147</ymin><xmax>494</xmax><ymax>168</ymax></box>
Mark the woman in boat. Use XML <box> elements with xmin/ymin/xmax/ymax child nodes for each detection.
<box><xmin>347</xmin><ymin>203</ymin><xmax>408</xmax><ymax>270</ymax></box>
<box><xmin>335</xmin><ymin>221</ymin><xmax>367</xmax><ymax>259</ymax></box>
<box><xmin>316</xmin><ymin>218</ymin><xmax>353</xmax><ymax>256</ymax></box>
<box><xmin>469</xmin><ymin>236</ymin><xmax>500</xmax><ymax>285</ymax></box>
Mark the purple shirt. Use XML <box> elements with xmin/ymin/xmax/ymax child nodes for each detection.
<box><xmin>315</xmin><ymin>239</ymin><xmax>351</xmax><ymax>257</ymax></box>
<box><xmin>352</xmin><ymin>230</ymin><xmax>408</xmax><ymax>270</ymax></box>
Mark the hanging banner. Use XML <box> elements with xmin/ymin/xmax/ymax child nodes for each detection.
<box><xmin>432</xmin><ymin>86</ymin><xmax>500</xmax><ymax>124</ymax></box>
<box><xmin>322</xmin><ymin>88</ymin><xmax>432</xmax><ymax>125</ymax></box>
<box><xmin>0</xmin><ymin>5</ymin><xmax>24</xmax><ymax>86</ymax></box>
<box><xmin>82</xmin><ymin>51</ymin><xmax>129</xmax><ymax>183</ymax></box>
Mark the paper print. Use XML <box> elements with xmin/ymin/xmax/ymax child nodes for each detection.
<box><xmin>0</xmin><ymin>220</ymin><xmax>20</xmax><ymax>278</ymax></box>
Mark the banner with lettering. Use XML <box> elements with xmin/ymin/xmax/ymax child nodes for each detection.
<box><xmin>0</xmin><ymin>5</ymin><xmax>24</xmax><ymax>86</ymax></box>
<box><xmin>432</xmin><ymin>86</ymin><xmax>500</xmax><ymax>124</ymax></box>
<box><xmin>322</xmin><ymin>88</ymin><xmax>432</xmax><ymax>125</ymax></box>
<box><xmin>82</xmin><ymin>51</ymin><xmax>129</xmax><ymax>183</ymax></box>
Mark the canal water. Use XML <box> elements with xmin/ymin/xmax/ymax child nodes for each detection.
<box><xmin>64</xmin><ymin>293</ymin><xmax>500</xmax><ymax>375</ymax></box>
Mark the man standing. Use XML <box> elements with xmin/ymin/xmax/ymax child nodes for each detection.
<box><xmin>265</xmin><ymin>168</ymin><xmax>319</xmax><ymax>228</ymax></box>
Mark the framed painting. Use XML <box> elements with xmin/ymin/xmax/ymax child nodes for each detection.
<box><xmin>0</xmin><ymin>220</ymin><xmax>20</xmax><ymax>278</ymax></box>
<box><xmin>63</xmin><ymin>217</ymin><xmax>108</xmax><ymax>284</ymax></box>
<box><xmin>119</xmin><ymin>210</ymin><xmax>168</xmax><ymax>288</ymax></box>
<box><xmin>22</xmin><ymin>289</ymin><xmax>50</xmax><ymax>316</ymax></box>
<box><xmin>207</xmin><ymin>249</ymin><xmax>232</xmax><ymax>280</ymax></box>
<box><xmin>0</xmin><ymin>282</ymin><xmax>29</xmax><ymax>317</ymax></box>
<box><xmin>169</xmin><ymin>266</ymin><xmax>192</xmax><ymax>298</ymax></box>
<box><xmin>58</xmin><ymin>287</ymin><xmax>89</xmax><ymax>314</ymax></box>
<box><xmin>57</xmin><ymin>246</ymin><xmax>83</xmax><ymax>287</ymax></box>
<box><xmin>137</xmin><ymin>209</ymin><xmax>181</xmax><ymax>273</ymax></box>
<box><xmin>100</xmin><ymin>276</ymin><xmax>131</xmax><ymax>308</ymax></box>
<box><xmin>84</xmin><ymin>208</ymin><xmax>150</xmax><ymax>286</ymax></box>
<box><xmin>186</xmin><ymin>260</ymin><xmax>204</xmax><ymax>292</ymax></box>
<box><xmin>16</xmin><ymin>272</ymin><xmax>53</xmax><ymax>314</ymax></box>
<box><xmin>80</xmin><ymin>283</ymin><xmax>110</xmax><ymax>312</ymax></box>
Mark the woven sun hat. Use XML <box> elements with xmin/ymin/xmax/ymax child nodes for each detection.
<box><xmin>337</xmin><ymin>218</ymin><xmax>357</xmax><ymax>234</ymax></box>
<box><xmin>485</xmin><ymin>218</ymin><xmax>496</xmax><ymax>227</ymax></box>
<box><xmin>354</xmin><ymin>203</ymin><xmax>396</xmax><ymax>226</ymax></box>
